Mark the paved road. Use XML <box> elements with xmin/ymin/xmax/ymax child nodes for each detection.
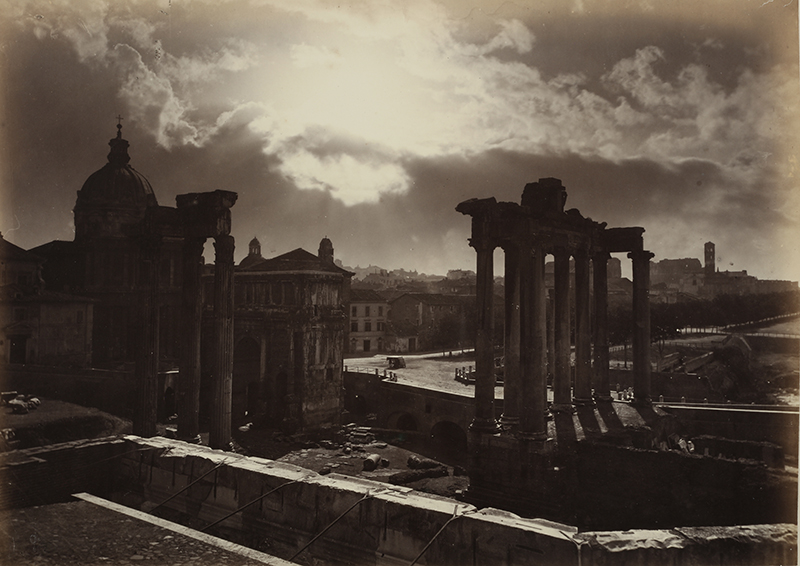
<box><xmin>345</xmin><ymin>352</ymin><xmax>505</xmax><ymax>398</ymax></box>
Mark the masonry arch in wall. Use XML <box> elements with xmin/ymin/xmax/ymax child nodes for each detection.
<box><xmin>387</xmin><ymin>411</ymin><xmax>418</xmax><ymax>432</ymax></box>
<box><xmin>430</xmin><ymin>420</ymin><xmax>467</xmax><ymax>454</ymax></box>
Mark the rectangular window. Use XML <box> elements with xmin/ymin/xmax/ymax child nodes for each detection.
<box><xmin>352</xmin><ymin>305</ymin><xmax>357</xmax><ymax>317</ymax></box>
<box><xmin>378</xmin><ymin>306</ymin><xmax>383</xmax><ymax>316</ymax></box>
<box><xmin>363</xmin><ymin>339</ymin><xmax>371</xmax><ymax>352</ymax></box>
<box><xmin>351</xmin><ymin>322</ymin><xmax>358</xmax><ymax>332</ymax></box>
<box><xmin>364</xmin><ymin>322</ymin><xmax>372</xmax><ymax>332</ymax></box>
<box><xmin>377</xmin><ymin>322</ymin><xmax>384</xmax><ymax>331</ymax></box>
<box><xmin>365</xmin><ymin>305</ymin><xmax>371</xmax><ymax>317</ymax></box>
<box><xmin>283</xmin><ymin>282</ymin><xmax>295</xmax><ymax>304</ymax></box>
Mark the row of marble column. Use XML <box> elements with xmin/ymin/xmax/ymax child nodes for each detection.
<box><xmin>133</xmin><ymin>233</ymin><xmax>235</xmax><ymax>450</ymax></box>
<box><xmin>470</xmin><ymin>242</ymin><xmax>654</xmax><ymax>439</ymax></box>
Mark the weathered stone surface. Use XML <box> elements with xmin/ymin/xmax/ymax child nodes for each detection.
<box><xmin>388</xmin><ymin>466</ymin><xmax>449</xmax><ymax>485</ymax></box>
<box><xmin>9</xmin><ymin>436</ymin><xmax>796</xmax><ymax>566</ymax></box>
<box><xmin>407</xmin><ymin>455</ymin><xmax>443</xmax><ymax>469</ymax></box>
<box><xmin>362</xmin><ymin>454</ymin><xmax>381</xmax><ymax>471</ymax></box>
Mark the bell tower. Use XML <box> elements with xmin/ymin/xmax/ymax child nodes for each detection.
<box><xmin>704</xmin><ymin>242</ymin><xmax>715</xmax><ymax>276</ymax></box>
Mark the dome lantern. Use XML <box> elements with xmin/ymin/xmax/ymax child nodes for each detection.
<box><xmin>73</xmin><ymin>121</ymin><xmax>158</xmax><ymax>241</ymax></box>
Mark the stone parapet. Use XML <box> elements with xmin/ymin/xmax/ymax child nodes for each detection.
<box><xmin>2</xmin><ymin>436</ymin><xmax>796</xmax><ymax>566</ymax></box>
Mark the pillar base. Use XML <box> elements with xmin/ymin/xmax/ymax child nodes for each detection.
<box><xmin>515</xmin><ymin>430</ymin><xmax>549</xmax><ymax>442</ymax></box>
<box><xmin>550</xmin><ymin>403</ymin><xmax>575</xmax><ymax>414</ymax></box>
<box><xmin>499</xmin><ymin>414</ymin><xmax>520</xmax><ymax>429</ymax></box>
<box><xmin>469</xmin><ymin>418</ymin><xmax>502</xmax><ymax>434</ymax></box>
<box><xmin>573</xmin><ymin>397</ymin><xmax>595</xmax><ymax>407</ymax></box>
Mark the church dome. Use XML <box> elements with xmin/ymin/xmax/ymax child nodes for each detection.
<box><xmin>239</xmin><ymin>236</ymin><xmax>264</xmax><ymax>269</ymax></box>
<box><xmin>74</xmin><ymin>123</ymin><xmax>158</xmax><ymax>241</ymax></box>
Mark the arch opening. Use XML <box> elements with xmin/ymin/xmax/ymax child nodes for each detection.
<box><xmin>430</xmin><ymin>420</ymin><xmax>468</xmax><ymax>456</ymax></box>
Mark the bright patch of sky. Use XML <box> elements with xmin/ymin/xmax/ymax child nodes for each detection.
<box><xmin>5</xmin><ymin>0</ymin><xmax>798</xmax><ymax>280</ymax></box>
<box><xmin>15</xmin><ymin>0</ymin><xmax>796</xmax><ymax>211</ymax></box>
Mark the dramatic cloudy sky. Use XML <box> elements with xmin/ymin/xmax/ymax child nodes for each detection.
<box><xmin>2</xmin><ymin>0</ymin><xmax>799</xmax><ymax>280</ymax></box>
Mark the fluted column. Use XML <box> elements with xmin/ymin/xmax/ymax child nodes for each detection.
<box><xmin>500</xmin><ymin>244</ymin><xmax>521</xmax><ymax>429</ymax></box>
<box><xmin>629</xmin><ymin>250</ymin><xmax>654</xmax><ymax>406</ymax></box>
<box><xmin>177</xmin><ymin>236</ymin><xmax>205</xmax><ymax>441</ymax></box>
<box><xmin>551</xmin><ymin>247</ymin><xmax>573</xmax><ymax>411</ymax></box>
<box><xmin>133</xmin><ymin>235</ymin><xmax>161</xmax><ymax>438</ymax></box>
<box><xmin>470</xmin><ymin>240</ymin><xmax>500</xmax><ymax>433</ymax></box>
<box><xmin>210</xmin><ymin>234</ymin><xmax>235</xmax><ymax>449</ymax></box>
<box><xmin>520</xmin><ymin>243</ymin><xmax>548</xmax><ymax>439</ymax></box>
<box><xmin>573</xmin><ymin>248</ymin><xmax>593</xmax><ymax>405</ymax></box>
<box><xmin>592</xmin><ymin>251</ymin><xmax>612</xmax><ymax>401</ymax></box>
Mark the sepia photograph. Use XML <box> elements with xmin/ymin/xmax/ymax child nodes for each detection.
<box><xmin>1</xmin><ymin>0</ymin><xmax>798</xmax><ymax>564</ymax></box>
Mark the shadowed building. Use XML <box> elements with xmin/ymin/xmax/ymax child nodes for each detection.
<box><xmin>347</xmin><ymin>288</ymin><xmax>389</xmax><ymax>354</ymax></box>
<box><xmin>29</xmin><ymin>125</ymin><xmax>238</xmax><ymax>447</ymax></box>
<box><xmin>31</xmin><ymin>124</ymin><xmax>184</xmax><ymax>369</ymax></box>
<box><xmin>0</xmin><ymin>234</ymin><xmax>94</xmax><ymax>366</ymax></box>
<box><xmin>215</xmin><ymin>237</ymin><xmax>353</xmax><ymax>432</ymax></box>
<box><xmin>27</xmin><ymin>123</ymin><xmax>356</xmax><ymax>444</ymax></box>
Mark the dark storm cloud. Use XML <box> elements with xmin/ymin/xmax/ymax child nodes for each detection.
<box><xmin>508</xmin><ymin>6</ymin><xmax>793</xmax><ymax>89</ymax></box>
<box><xmin>2</xmin><ymin>27</ymin><xmax>122</xmax><ymax>243</ymax></box>
<box><xmin>398</xmin><ymin>149</ymin><xmax>792</xmax><ymax>276</ymax></box>
<box><xmin>1</xmin><ymin>0</ymin><xmax>798</xmax><ymax>281</ymax></box>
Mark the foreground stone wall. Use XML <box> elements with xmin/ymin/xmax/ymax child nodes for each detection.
<box><xmin>0</xmin><ymin>437</ymin><xmax>126</xmax><ymax>509</ymax></box>
<box><xmin>109</xmin><ymin>436</ymin><xmax>795</xmax><ymax>566</ymax></box>
<box><xmin>2</xmin><ymin>436</ymin><xmax>795</xmax><ymax>565</ymax></box>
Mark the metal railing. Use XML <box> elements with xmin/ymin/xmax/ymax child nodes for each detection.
<box><xmin>343</xmin><ymin>366</ymin><xmax>398</xmax><ymax>381</ymax></box>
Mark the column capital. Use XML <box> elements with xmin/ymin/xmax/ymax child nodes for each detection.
<box><xmin>499</xmin><ymin>240</ymin><xmax>519</xmax><ymax>254</ymax></box>
<box><xmin>468</xmin><ymin>237</ymin><xmax>496</xmax><ymax>253</ymax></box>
<box><xmin>627</xmin><ymin>249</ymin><xmax>655</xmax><ymax>262</ymax></box>
<box><xmin>573</xmin><ymin>246</ymin><xmax>590</xmax><ymax>259</ymax></box>
<box><xmin>184</xmin><ymin>235</ymin><xmax>206</xmax><ymax>246</ymax></box>
<box><xmin>183</xmin><ymin>235</ymin><xmax>206</xmax><ymax>257</ymax></box>
<box><xmin>551</xmin><ymin>245</ymin><xmax>570</xmax><ymax>258</ymax></box>
<box><xmin>214</xmin><ymin>234</ymin><xmax>235</xmax><ymax>260</ymax></box>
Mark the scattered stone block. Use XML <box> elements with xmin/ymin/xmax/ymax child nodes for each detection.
<box><xmin>388</xmin><ymin>466</ymin><xmax>449</xmax><ymax>485</ymax></box>
<box><xmin>362</xmin><ymin>454</ymin><xmax>382</xmax><ymax>472</ymax></box>
<box><xmin>407</xmin><ymin>455</ymin><xmax>443</xmax><ymax>469</ymax></box>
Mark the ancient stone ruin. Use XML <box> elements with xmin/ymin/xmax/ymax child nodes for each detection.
<box><xmin>456</xmin><ymin>178</ymin><xmax>796</xmax><ymax>528</ymax></box>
